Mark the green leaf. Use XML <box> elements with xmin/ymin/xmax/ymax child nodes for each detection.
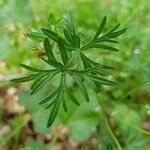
<box><xmin>47</xmin><ymin>95</ymin><xmax>61</xmax><ymax>127</ymax></box>
<box><xmin>20</xmin><ymin>64</ymin><xmax>49</xmax><ymax>72</ymax></box>
<box><xmin>45</xmin><ymin>100</ymin><xmax>56</xmax><ymax>109</ymax></box>
<box><xmin>41</xmin><ymin>58</ymin><xmax>64</xmax><ymax>69</ymax></box>
<box><xmin>10</xmin><ymin>74</ymin><xmax>38</xmax><ymax>83</ymax></box>
<box><xmin>76</xmin><ymin>35</ymin><xmax>80</xmax><ymax>48</ymax></box>
<box><xmin>59</xmin><ymin>97</ymin><xmax>99</xmax><ymax>141</ymax></box>
<box><xmin>26</xmin><ymin>31</ymin><xmax>45</xmax><ymax>42</ymax></box>
<box><xmin>63</xmin><ymin>29</ymin><xmax>74</xmax><ymax>45</ymax></box>
<box><xmin>25</xmin><ymin>137</ymin><xmax>44</xmax><ymax>150</ymax></box>
<box><xmin>108</xmin><ymin>28</ymin><xmax>127</xmax><ymax>38</ymax></box>
<box><xmin>67</xmin><ymin>13</ymin><xmax>76</xmax><ymax>35</ymax></box>
<box><xmin>31</xmin><ymin>73</ymin><xmax>47</xmax><ymax>90</ymax></box>
<box><xmin>39</xmin><ymin>89</ymin><xmax>59</xmax><ymax>105</ymax></box>
<box><xmin>97</xmin><ymin>39</ymin><xmax>118</xmax><ymax>43</ymax></box>
<box><xmin>48</xmin><ymin>13</ymin><xmax>56</xmax><ymax>25</ymax></box>
<box><xmin>109</xmin><ymin>23</ymin><xmax>120</xmax><ymax>32</ymax></box>
<box><xmin>86</xmin><ymin>78</ymin><xmax>101</xmax><ymax>93</ymax></box>
<box><xmin>88</xmin><ymin>59</ymin><xmax>115</xmax><ymax>69</ymax></box>
<box><xmin>87</xmin><ymin>74</ymin><xmax>117</xmax><ymax>85</ymax></box>
<box><xmin>30</xmin><ymin>71</ymin><xmax>59</xmax><ymax>95</ymax></box>
<box><xmin>57</xmin><ymin>37</ymin><xmax>68</xmax><ymax>65</ymax></box>
<box><xmin>100</xmin><ymin>23</ymin><xmax>120</xmax><ymax>39</ymax></box>
<box><xmin>93</xmin><ymin>16</ymin><xmax>107</xmax><ymax>40</ymax></box>
<box><xmin>91</xmin><ymin>44</ymin><xmax>119</xmax><ymax>51</ymax></box>
<box><xmin>72</xmin><ymin>75</ymin><xmax>89</xmax><ymax>102</ymax></box>
<box><xmin>66</xmin><ymin>87</ymin><xmax>80</xmax><ymax>106</ymax></box>
<box><xmin>30</xmin><ymin>73</ymin><xmax>50</xmax><ymax>95</ymax></box>
<box><xmin>62</xmin><ymin>95</ymin><xmax>68</xmax><ymax>112</ymax></box>
<box><xmin>80</xmin><ymin>53</ymin><xmax>102</xmax><ymax>92</ymax></box>
<box><xmin>72</xmin><ymin>65</ymin><xmax>103</xmax><ymax>74</ymax></box>
<box><xmin>44</xmin><ymin>38</ymin><xmax>56</xmax><ymax>61</ymax></box>
<box><xmin>41</xmin><ymin>28</ymin><xmax>59</xmax><ymax>42</ymax></box>
<box><xmin>106</xmin><ymin>143</ymin><xmax>113</xmax><ymax>150</ymax></box>
<box><xmin>80</xmin><ymin>52</ymin><xmax>91</xmax><ymax>69</ymax></box>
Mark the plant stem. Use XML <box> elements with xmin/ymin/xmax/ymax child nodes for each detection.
<box><xmin>93</xmin><ymin>92</ymin><xmax>122</xmax><ymax>150</ymax></box>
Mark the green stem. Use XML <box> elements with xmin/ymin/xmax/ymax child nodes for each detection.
<box><xmin>94</xmin><ymin>92</ymin><xmax>122</xmax><ymax>150</ymax></box>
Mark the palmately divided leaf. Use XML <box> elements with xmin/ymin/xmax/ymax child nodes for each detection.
<box><xmin>41</xmin><ymin>28</ymin><xmax>59</xmax><ymax>42</ymax></box>
<box><xmin>72</xmin><ymin>75</ymin><xmax>89</xmax><ymax>102</ymax></box>
<box><xmin>57</xmin><ymin>37</ymin><xmax>68</xmax><ymax>65</ymax></box>
<box><xmin>11</xmin><ymin>14</ymin><xmax>126</xmax><ymax>127</ymax></box>
<box><xmin>44</xmin><ymin>38</ymin><xmax>56</xmax><ymax>61</ymax></box>
<box><xmin>93</xmin><ymin>16</ymin><xmax>107</xmax><ymax>40</ymax></box>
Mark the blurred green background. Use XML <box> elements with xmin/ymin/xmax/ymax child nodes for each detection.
<box><xmin>0</xmin><ymin>0</ymin><xmax>150</xmax><ymax>150</ymax></box>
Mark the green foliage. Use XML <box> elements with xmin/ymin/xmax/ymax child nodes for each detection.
<box><xmin>11</xmin><ymin>14</ymin><xmax>126</xmax><ymax>127</ymax></box>
<box><xmin>25</xmin><ymin>138</ymin><xmax>44</xmax><ymax>150</ymax></box>
<box><xmin>0</xmin><ymin>0</ymin><xmax>150</xmax><ymax>149</ymax></box>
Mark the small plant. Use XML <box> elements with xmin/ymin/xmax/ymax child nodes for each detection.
<box><xmin>11</xmin><ymin>13</ymin><xmax>126</xmax><ymax>127</ymax></box>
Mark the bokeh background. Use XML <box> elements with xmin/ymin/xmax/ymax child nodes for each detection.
<box><xmin>0</xmin><ymin>0</ymin><xmax>150</xmax><ymax>149</ymax></box>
